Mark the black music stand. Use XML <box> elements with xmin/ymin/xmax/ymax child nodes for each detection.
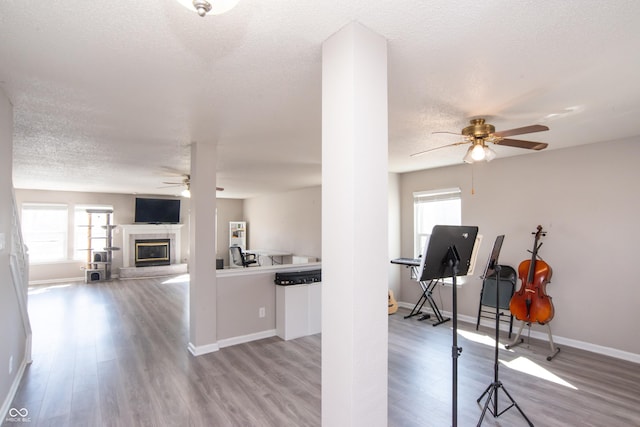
<box><xmin>419</xmin><ymin>225</ymin><xmax>478</xmax><ymax>427</ymax></box>
<box><xmin>476</xmin><ymin>236</ymin><xmax>533</xmax><ymax>427</ymax></box>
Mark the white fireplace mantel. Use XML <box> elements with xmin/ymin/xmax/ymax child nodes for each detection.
<box><xmin>120</xmin><ymin>224</ymin><xmax>184</xmax><ymax>268</ymax></box>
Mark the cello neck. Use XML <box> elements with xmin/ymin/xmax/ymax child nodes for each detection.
<box><xmin>527</xmin><ymin>225</ymin><xmax>544</xmax><ymax>283</ymax></box>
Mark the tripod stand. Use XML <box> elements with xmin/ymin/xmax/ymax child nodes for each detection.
<box><xmin>476</xmin><ymin>263</ymin><xmax>533</xmax><ymax>426</ymax></box>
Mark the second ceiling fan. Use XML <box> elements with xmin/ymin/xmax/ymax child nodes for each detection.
<box><xmin>412</xmin><ymin>118</ymin><xmax>549</xmax><ymax>163</ymax></box>
<box><xmin>162</xmin><ymin>173</ymin><xmax>224</xmax><ymax>197</ymax></box>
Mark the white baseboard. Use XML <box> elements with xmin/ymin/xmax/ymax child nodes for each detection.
<box><xmin>187</xmin><ymin>341</ymin><xmax>219</xmax><ymax>356</ymax></box>
<box><xmin>397</xmin><ymin>301</ymin><xmax>640</xmax><ymax>364</ymax></box>
<box><xmin>218</xmin><ymin>329</ymin><xmax>277</xmax><ymax>349</ymax></box>
<box><xmin>29</xmin><ymin>273</ymin><xmax>126</xmax><ymax>286</ymax></box>
<box><xmin>187</xmin><ymin>329</ymin><xmax>277</xmax><ymax>357</ymax></box>
<box><xmin>1</xmin><ymin>354</ymin><xmax>29</xmax><ymax>423</ymax></box>
<box><xmin>29</xmin><ymin>276</ymin><xmax>85</xmax><ymax>286</ymax></box>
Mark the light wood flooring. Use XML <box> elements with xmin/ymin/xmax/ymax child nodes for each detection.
<box><xmin>4</xmin><ymin>275</ymin><xmax>640</xmax><ymax>426</ymax></box>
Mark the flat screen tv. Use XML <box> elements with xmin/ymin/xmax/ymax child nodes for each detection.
<box><xmin>134</xmin><ymin>198</ymin><xmax>181</xmax><ymax>224</ymax></box>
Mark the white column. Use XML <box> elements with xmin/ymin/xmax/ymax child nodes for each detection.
<box><xmin>188</xmin><ymin>142</ymin><xmax>219</xmax><ymax>355</ymax></box>
<box><xmin>322</xmin><ymin>22</ymin><xmax>389</xmax><ymax>427</ymax></box>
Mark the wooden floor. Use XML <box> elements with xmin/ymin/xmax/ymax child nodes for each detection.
<box><xmin>5</xmin><ymin>275</ymin><xmax>640</xmax><ymax>427</ymax></box>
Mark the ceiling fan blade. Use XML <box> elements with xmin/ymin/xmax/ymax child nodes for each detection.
<box><xmin>495</xmin><ymin>138</ymin><xmax>548</xmax><ymax>150</ymax></box>
<box><xmin>411</xmin><ymin>141</ymin><xmax>467</xmax><ymax>157</ymax></box>
<box><xmin>493</xmin><ymin>124</ymin><xmax>549</xmax><ymax>138</ymax></box>
<box><xmin>432</xmin><ymin>131</ymin><xmax>463</xmax><ymax>136</ymax></box>
<box><xmin>160</xmin><ymin>166</ymin><xmax>189</xmax><ymax>176</ymax></box>
<box><xmin>162</xmin><ymin>185</ymin><xmax>223</xmax><ymax>191</ymax></box>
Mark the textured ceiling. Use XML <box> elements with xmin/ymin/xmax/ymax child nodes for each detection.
<box><xmin>1</xmin><ymin>1</ymin><xmax>639</xmax><ymax>198</ymax></box>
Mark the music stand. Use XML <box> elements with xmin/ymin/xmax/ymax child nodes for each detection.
<box><xmin>476</xmin><ymin>236</ymin><xmax>533</xmax><ymax>426</ymax></box>
<box><xmin>482</xmin><ymin>235</ymin><xmax>504</xmax><ymax>280</ymax></box>
<box><xmin>419</xmin><ymin>225</ymin><xmax>478</xmax><ymax>427</ymax></box>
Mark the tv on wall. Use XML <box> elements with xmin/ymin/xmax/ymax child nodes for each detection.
<box><xmin>134</xmin><ymin>198</ymin><xmax>181</xmax><ymax>224</ymax></box>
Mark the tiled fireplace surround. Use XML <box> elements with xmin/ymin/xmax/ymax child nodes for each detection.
<box><xmin>119</xmin><ymin>224</ymin><xmax>187</xmax><ymax>278</ymax></box>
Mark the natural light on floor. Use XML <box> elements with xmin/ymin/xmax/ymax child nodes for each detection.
<box><xmin>28</xmin><ymin>283</ymin><xmax>72</xmax><ymax>296</ymax></box>
<box><xmin>501</xmin><ymin>356</ymin><xmax>577</xmax><ymax>389</ymax></box>
<box><xmin>162</xmin><ymin>274</ymin><xmax>190</xmax><ymax>284</ymax></box>
<box><xmin>457</xmin><ymin>329</ymin><xmax>577</xmax><ymax>390</ymax></box>
<box><xmin>458</xmin><ymin>328</ymin><xmax>510</xmax><ymax>350</ymax></box>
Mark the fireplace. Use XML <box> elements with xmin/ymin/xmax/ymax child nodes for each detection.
<box><xmin>119</xmin><ymin>224</ymin><xmax>185</xmax><ymax>278</ymax></box>
<box><xmin>135</xmin><ymin>239</ymin><xmax>171</xmax><ymax>267</ymax></box>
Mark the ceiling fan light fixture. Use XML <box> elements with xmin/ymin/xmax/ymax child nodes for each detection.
<box><xmin>463</xmin><ymin>146</ymin><xmax>475</xmax><ymax>164</ymax></box>
<box><xmin>470</xmin><ymin>143</ymin><xmax>486</xmax><ymax>161</ymax></box>
<box><xmin>484</xmin><ymin>146</ymin><xmax>497</xmax><ymax>162</ymax></box>
<box><xmin>175</xmin><ymin>0</ymin><xmax>239</xmax><ymax>17</ymax></box>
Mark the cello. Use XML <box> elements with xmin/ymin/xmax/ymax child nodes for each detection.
<box><xmin>509</xmin><ymin>225</ymin><xmax>555</xmax><ymax>324</ymax></box>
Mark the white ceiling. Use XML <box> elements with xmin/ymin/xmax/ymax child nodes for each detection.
<box><xmin>2</xmin><ymin>1</ymin><xmax>639</xmax><ymax>199</ymax></box>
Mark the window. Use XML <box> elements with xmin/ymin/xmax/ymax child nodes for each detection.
<box><xmin>414</xmin><ymin>188</ymin><xmax>461</xmax><ymax>257</ymax></box>
<box><xmin>21</xmin><ymin>204</ymin><xmax>68</xmax><ymax>262</ymax></box>
<box><xmin>74</xmin><ymin>205</ymin><xmax>114</xmax><ymax>261</ymax></box>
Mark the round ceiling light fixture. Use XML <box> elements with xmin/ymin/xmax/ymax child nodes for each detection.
<box><xmin>175</xmin><ymin>0</ymin><xmax>239</xmax><ymax>17</ymax></box>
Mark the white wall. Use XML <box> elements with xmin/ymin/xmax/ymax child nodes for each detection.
<box><xmin>398</xmin><ymin>137</ymin><xmax>640</xmax><ymax>357</ymax></box>
<box><xmin>0</xmin><ymin>90</ymin><xmax>27</xmax><ymax>418</ymax></box>
<box><xmin>242</xmin><ymin>177</ymin><xmax>400</xmax><ymax>294</ymax></box>
<box><xmin>243</xmin><ymin>186</ymin><xmax>321</xmax><ymax>260</ymax></box>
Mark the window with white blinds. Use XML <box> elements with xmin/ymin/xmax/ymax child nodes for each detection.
<box><xmin>413</xmin><ymin>188</ymin><xmax>461</xmax><ymax>258</ymax></box>
<box><xmin>21</xmin><ymin>203</ymin><xmax>69</xmax><ymax>262</ymax></box>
